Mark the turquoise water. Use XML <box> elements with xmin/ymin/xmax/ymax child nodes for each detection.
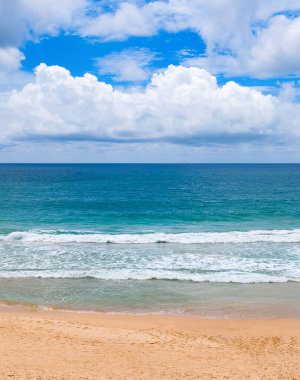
<box><xmin>1</xmin><ymin>164</ymin><xmax>300</xmax><ymax>316</ymax></box>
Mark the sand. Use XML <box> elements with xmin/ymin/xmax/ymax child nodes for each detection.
<box><xmin>0</xmin><ymin>309</ymin><xmax>300</xmax><ymax>379</ymax></box>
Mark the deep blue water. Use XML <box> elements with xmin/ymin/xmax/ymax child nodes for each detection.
<box><xmin>1</xmin><ymin>163</ymin><xmax>300</xmax><ymax>233</ymax></box>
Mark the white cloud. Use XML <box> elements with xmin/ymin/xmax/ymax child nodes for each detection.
<box><xmin>0</xmin><ymin>0</ymin><xmax>87</xmax><ymax>47</ymax></box>
<box><xmin>1</xmin><ymin>0</ymin><xmax>300</xmax><ymax>79</ymax></box>
<box><xmin>96</xmin><ymin>48</ymin><xmax>157</xmax><ymax>82</ymax></box>
<box><xmin>1</xmin><ymin>1</ymin><xmax>300</xmax><ymax>161</ymax></box>
<box><xmin>0</xmin><ymin>47</ymin><xmax>33</xmax><ymax>91</ymax></box>
<box><xmin>248</xmin><ymin>15</ymin><xmax>300</xmax><ymax>78</ymax></box>
<box><xmin>77</xmin><ymin>0</ymin><xmax>300</xmax><ymax>78</ymax></box>
<box><xmin>1</xmin><ymin>63</ymin><xmax>299</xmax><ymax>147</ymax></box>
<box><xmin>184</xmin><ymin>13</ymin><xmax>300</xmax><ymax>78</ymax></box>
<box><xmin>79</xmin><ymin>2</ymin><xmax>158</xmax><ymax>40</ymax></box>
<box><xmin>0</xmin><ymin>47</ymin><xmax>24</xmax><ymax>71</ymax></box>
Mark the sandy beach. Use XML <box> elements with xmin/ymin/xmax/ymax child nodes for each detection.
<box><xmin>0</xmin><ymin>309</ymin><xmax>299</xmax><ymax>379</ymax></box>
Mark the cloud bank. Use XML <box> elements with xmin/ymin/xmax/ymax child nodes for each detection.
<box><xmin>1</xmin><ymin>64</ymin><xmax>299</xmax><ymax>147</ymax></box>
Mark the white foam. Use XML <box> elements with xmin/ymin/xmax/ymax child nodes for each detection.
<box><xmin>3</xmin><ymin>228</ymin><xmax>300</xmax><ymax>244</ymax></box>
<box><xmin>0</xmin><ymin>269</ymin><xmax>292</xmax><ymax>283</ymax></box>
<box><xmin>1</xmin><ymin>228</ymin><xmax>300</xmax><ymax>283</ymax></box>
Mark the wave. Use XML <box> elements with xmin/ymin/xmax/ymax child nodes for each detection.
<box><xmin>2</xmin><ymin>228</ymin><xmax>300</xmax><ymax>244</ymax></box>
<box><xmin>0</xmin><ymin>270</ymin><xmax>294</xmax><ymax>283</ymax></box>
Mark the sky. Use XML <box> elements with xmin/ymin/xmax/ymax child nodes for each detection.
<box><xmin>1</xmin><ymin>0</ymin><xmax>300</xmax><ymax>162</ymax></box>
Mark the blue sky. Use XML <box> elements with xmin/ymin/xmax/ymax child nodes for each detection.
<box><xmin>1</xmin><ymin>0</ymin><xmax>300</xmax><ymax>162</ymax></box>
<box><xmin>21</xmin><ymin>29</ymin><xmax>298</xmax><ymax>92</ymax></box>
<box><xmin>22</xmin><ymin>31</ymin><xmax>206</xmax><ymax>84</ymax></box>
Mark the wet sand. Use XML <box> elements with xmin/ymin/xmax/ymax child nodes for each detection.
<box><xmin>0</xmin><ymin>309</ymin><xmax>300</xmax><ymax>379</ymax></box>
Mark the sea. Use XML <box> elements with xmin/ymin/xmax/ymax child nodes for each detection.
<box><xmin>1</xmin><ymin>163</ymin><xmax>300</xmax><ymax>318</ymax></box>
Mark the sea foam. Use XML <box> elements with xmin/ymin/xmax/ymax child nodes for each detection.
<box><xmin>3</xmin><ymin>228</ymin><xmax>300</xmax><ymax>244</ymax></box>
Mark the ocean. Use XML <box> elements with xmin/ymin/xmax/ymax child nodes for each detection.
<box><xmin>1</xmin><ymin>163</ymin><xmax>300</xmax><ymax>317</ymax></box>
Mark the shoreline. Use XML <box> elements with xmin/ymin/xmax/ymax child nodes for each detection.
<box><xmin>2</xmin><ymin>279</ymin><xmax>300</xmax><ymax>320</ymax></box>
<box><xmin>1</xmin><ymin>308</ymin><xmax>300</xmax><ymax>379</ymax></box>
<box><xmin>2</xmin><ymin>299</ymin><xmax>300</xmax><ymax>320</ymax></box>
<box><xmin>0</xmin><ymin>301</ymin><xmax>300</xmax><ymax>322</ymax></box>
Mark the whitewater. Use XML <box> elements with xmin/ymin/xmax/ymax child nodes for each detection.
<box><xmin>1</xmin><ymin>228</ymin><xmax>300</xmax><ymax>283</ymax></box>
<box><xmin>4</xmin><ymin>228</ymin><xmax>300</xmax><ymax>244</ymax></box>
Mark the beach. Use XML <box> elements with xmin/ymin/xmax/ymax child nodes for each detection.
<box><xmin>1</xmin><ymin>164</ymin><xmax>300</xmax><ymax>378</ymax></box>
<box><xmin>1</xmin><ymin>309</ymin><xmax>300</xmax><ymax>380</ymax></box>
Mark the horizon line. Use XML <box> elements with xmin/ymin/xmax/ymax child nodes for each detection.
<box><xmin>1</xmin><ymin>162</ymin><xmax>300</xmax><ymax>165</ymax></box>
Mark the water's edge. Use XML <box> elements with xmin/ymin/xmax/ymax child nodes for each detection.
<box><xmin>1</xmin><ymin>279</ymin><xmax>300</xmax><ymax>319</ymax></box>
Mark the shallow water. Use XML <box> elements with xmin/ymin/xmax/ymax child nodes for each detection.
<box><xmin>1</xmin><ymin>279</ymin><xmax>300</xmax><ymax>318</ymax></box>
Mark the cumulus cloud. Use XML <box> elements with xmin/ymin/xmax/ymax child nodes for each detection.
<box><xmin>1</xmin><ymin>1</ymin><xmax>300</xmax><ymax>161</ymax></box>
<box><xmin>1</xmin><ymin>63</ymin><xmax>299</xmax><ymax>147</ymax></box>
<box><xmin>77</xmin><ymin>0</ymin><xmax>300</xmax><ymax>78</ymax></box>
<box><xmin>1</xmin><ymin>0</ymin><xmax>300</xmax><ymax>79</ymax></box>
<box><xmin>248</xmin><ymin>15</ymin><xmax>300</xmax><ymax>78</ymax></box>
<box><xmin>184</xmin><ymin>13</ymin><xmax>300</xmax><ymax>78</ymax></box>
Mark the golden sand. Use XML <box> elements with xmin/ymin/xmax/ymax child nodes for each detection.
<box><xmin>0</xmin><ymin>309</ymin><xmax>300</xmax><ymax>379</ymax></box>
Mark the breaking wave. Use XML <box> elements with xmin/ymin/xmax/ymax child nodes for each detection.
<box><xmin>3</xmin><ymin>228</ymin><xmax>300</xmax><ymax>244</ymax></box>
